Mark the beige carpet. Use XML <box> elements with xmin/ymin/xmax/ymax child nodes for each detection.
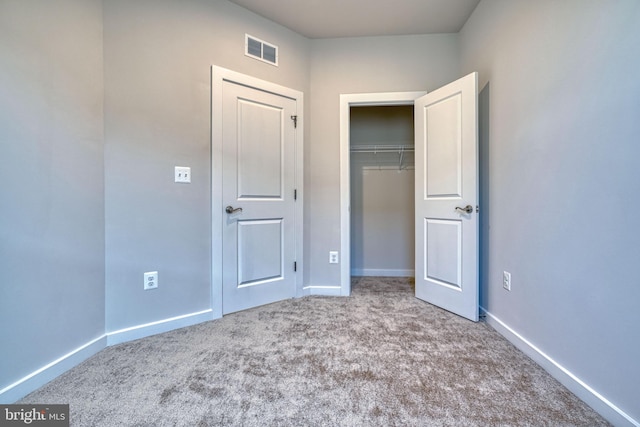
<box><xmin>20</xmin><ymin>277</ymin><xmax>609</xmax><ymax>426</ymax></box>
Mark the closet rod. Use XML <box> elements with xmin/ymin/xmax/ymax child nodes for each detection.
<box><xmin>350</xmin><ymin>144</ymin><xmax>414</xmax><ymax>170</ymax></box>
<box><xmin>349</xmin><ymin>144</ymin><xmax>414</xmax><ymax>153</ymax></box>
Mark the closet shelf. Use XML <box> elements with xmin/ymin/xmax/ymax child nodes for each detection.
<box><xmin>350</xmin><ymin>144</ymin><xmax>414</xmax><ymax>170</ymax></box>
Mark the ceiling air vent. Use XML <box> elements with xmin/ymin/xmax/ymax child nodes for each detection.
<box><xmin>245</xmin><ymin>34</ymin><xmax>278</xmax><ymax>66</ymax></box>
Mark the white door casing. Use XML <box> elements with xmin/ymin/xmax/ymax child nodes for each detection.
<box><xmin>338</xmin><ymin>92</ymin><xmax>427</xmax><ymax>296</ymax></box>
<box><xmin>211</xmin><ymin>67</ymin><xmax>303</xmax><ymax>317</ymax></box>
<box><xmin>414</xmin><ymin>72</ymin><xmax>479</xmax><ymax>321</ymax></box>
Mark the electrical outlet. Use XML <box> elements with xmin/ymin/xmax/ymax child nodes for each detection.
<box><xmin>329</xmin><ymin>251</ymin><xmax>339</xmax><ymax>264</ymax></box>
<box><xmin>503</xmin><ymin>271</ymin><xmax>511</xmax><ymax>291</ymax></box>
<box><xmin>144</xmin><ymin>271</ymin><xmax>158</xmax><ymax>290</ymax></box>
<box><xmin>174</xmin><ymin>166</ymin><xmax>191</xmax><ymax>183</ymax></box>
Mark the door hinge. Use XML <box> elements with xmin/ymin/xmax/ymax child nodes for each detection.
<box><xmin>293</xmin><ymin>261</ymin><xmax>297</xmax><ymax>272</ymax></box>
<box><xmin>291</xmin><ymin>115</ymin><xmax>298</xmax><ymax>128</ymax></box>
<box><xmin>294</xmin><ymin>189</ymin><xmax>297</xmax><ymax>200</ymax></box>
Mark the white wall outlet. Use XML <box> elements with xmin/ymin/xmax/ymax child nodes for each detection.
<box><xmin>174</xmin><ymin>166</ymin><xmax>191</xmax><ymax>183</ymax></box>
<box><xmin>329</xmin><ymin>251</ymin><xmax>339</xmax><ymax>264</ymax></box>
<box><xmin>503</xmin><ymin>271</ymin><xmax>511</xmax><ymax>291</ymax></box>
<box><xmin>144</xmin><ymin>271</ymin><xmax>158</xmax><ymax>290</ymax></box>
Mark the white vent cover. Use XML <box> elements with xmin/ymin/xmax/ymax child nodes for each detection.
<box><xmin>245</xmin><ymin>34</ymin><xmax>278</xmax><ymax>66</ymax></box>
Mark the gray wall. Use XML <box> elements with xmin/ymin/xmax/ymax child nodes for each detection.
<box><xmin>308</xmin><ymin>34</ymin><xmax>459</xmax><ymax>286</ymax></box>
<box><xmin>460</xmin><ymin>1</ymin><xmax>640</xmax><ymax>422</ymax></box>
<box><xmin>103</xmin><ymin>0</ymin><xmax>310</xmax><ymax>332</ymax></box>
<box><xmin>0</xmin><ymin>0</ymin><xmax>105</xmax><ymax>391</ymax></box>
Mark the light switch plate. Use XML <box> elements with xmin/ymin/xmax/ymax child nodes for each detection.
<box><xmin>175</xmin><ymin>166</ymin><xmax>191</xmax><ymax>183</ymax></box>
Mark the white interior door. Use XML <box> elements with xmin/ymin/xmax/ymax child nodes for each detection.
<box><xmin>414</xmin><ymin>72</ymin><xmax>479</xmax><ymax>321</ymax></box>
<box><xmin>221</xmin><ymin>80</ymin><xmax>297</xmax><ymax>314</ymax></box>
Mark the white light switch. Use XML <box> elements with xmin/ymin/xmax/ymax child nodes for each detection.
<box><xmin>175</xmin><ymin>166</ymin><xmax>191</xmax><ymax>183</ymax></box>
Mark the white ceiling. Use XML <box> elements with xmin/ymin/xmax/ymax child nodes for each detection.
<box><xmin>228</xmin><ymin>0</ymin><xmax>481</xmax><ymax>39</ymax></box>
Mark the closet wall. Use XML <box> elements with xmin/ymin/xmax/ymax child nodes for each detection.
<box><xmin>350</xmin><ymin>106</ymin><xmax>415</xmax><ymax>277</ymax></box>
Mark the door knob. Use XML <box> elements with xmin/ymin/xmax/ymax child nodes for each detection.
<box><xmin>455</xmin><ymin>205</ymin><xmax>473</xmax><ymax>214</ymax></box>
<box><xmin>225</xmin><ymin>206</ymin><xmax>243</xmax><ymax>214</ymax></box>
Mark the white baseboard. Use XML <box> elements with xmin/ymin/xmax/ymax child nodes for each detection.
<box><xmin>0</xmin><ymin>335</ymin><xmax>107</xmax><ymax>403</ymax></box>
<box><xmin>302</xmin><ymin>285</ymin><xmax>343</xmax><ymax>297</ymax></box>
<box><xmin>1</xmin><ymin>309</ymin><xmax>215</xmax><ymax>403</ymax></box>
<box><xmin>481</xmin><ymin>307</ymin><xmax>639</xmax><ymax>427</ymax></box>
<box><xmin>106</xmin><ymin>309</ymin><xmax>214</xmax><ymax>346</ymax></box>
<box><xmin>351</xmin><ymin>268</ymin><xmax>414</xmax><ymax>277</ymax></box>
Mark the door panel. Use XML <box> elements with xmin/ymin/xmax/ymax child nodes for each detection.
<box><xmin>222</xmin><ymin>80</ymin><xmax>296</xmax><ymax>314</ymax></box>
<box><xmin>426</xmin><ymin>95</ymin><xmax>462</xmax><ymax>199</ymax></box>
<box><xmin>425</xmin><ymin>219</ymin><xmax>462</xmax><ymax>289</ymax></box>
<box><xmin>415</xmin><ymin>72</ymin><xmax>479</xmax><ymax>321</ymax></box>
<box><xmin>237</xmin><ymin>99</ymin><xmax>283</xmax><ymax>199</ymax></box>
<box><xmin>237</xmin><ymin>219</ymin><xmax>283</xmax><ymax>287</ymax></box>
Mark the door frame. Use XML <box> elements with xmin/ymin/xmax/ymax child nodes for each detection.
<box><xmin>339</xmin><ymin>91</ymin><xmax>426</xmax><ymax>296</ymax></box>
<box><xmin>211</xmin><ymin>66</ymin><xmax>304</xmax><ymax>318</ymax></box>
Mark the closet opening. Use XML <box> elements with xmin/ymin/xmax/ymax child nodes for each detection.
<box><xmin>349</xmin><ymin>105</ymin><xmax>415</xmax><ymax>279</ymax></box>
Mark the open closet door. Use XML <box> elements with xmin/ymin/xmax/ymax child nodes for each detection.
<box><xmin>414</xmin><ymin>72</ymin><xmax>479</xmax><ymax>322</ymax></box>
